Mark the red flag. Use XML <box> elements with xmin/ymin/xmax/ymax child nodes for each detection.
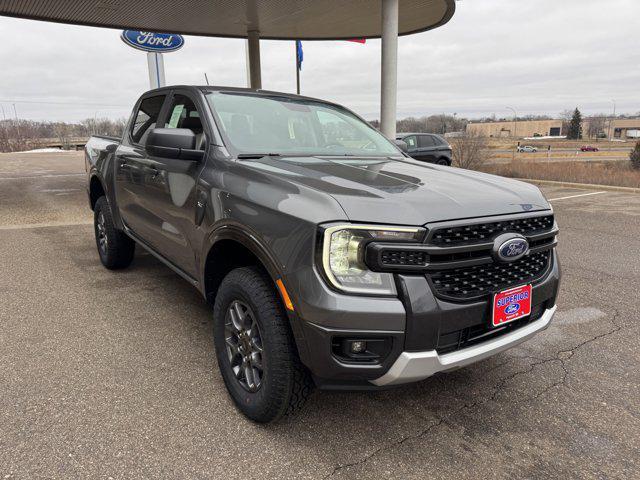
<box><xmin>346</xmin><ymin>38</ymin><xmax>366</xmax><ymax>44</ymax></box>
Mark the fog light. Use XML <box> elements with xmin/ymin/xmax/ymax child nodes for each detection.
<box><xmin>350</xmin><ymin>341</ymin><xmax>366</xmax><ymax>354</ymax></box>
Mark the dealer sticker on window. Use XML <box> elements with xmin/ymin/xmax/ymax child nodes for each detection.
<box><xmin>492</xmin><ymin>284</ymin><xmax>532</xmax><ymax>327</ymax></box>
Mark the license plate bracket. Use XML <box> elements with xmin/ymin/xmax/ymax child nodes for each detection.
<box><xmin>492</xmin><ymin>284</ymin><xmax>532</xmax><ymax>328</ymax></box>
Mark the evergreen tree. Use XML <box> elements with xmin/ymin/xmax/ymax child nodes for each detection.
<box><xmin>566</xmin><ymin>108</ymin><xmax>582</xmax><ymax>139</ymax></box>
<box><xmin>630</xmin><ymin>141</ymin><xmax>640</xmax><ymax>170</ymax></box>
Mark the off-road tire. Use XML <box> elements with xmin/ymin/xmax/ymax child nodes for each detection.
<box><xmin>213</xmin><ymin>266</ymin><xmax>313</xmax><ymax>423</ymax></box>
<box><xmin>94</xmin><ymin>196</ymin><xmax>135</xmax><ymax>270</ymax></box>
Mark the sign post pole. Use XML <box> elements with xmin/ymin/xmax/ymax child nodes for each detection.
<box><xmin>146</xmin><ymin>52</ymin><xmax>166</xmax><ymax>89</ymax></box>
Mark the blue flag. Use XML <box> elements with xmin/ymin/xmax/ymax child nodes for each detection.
<box><xmin>296</xmin><ymin>40</ymin><xmax>303</xmax><ymax>71</ymax></box>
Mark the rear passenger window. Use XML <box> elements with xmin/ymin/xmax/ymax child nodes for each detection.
<box><xmin>404</xmin><ymin>136</ymin><xmax>417</xmax><ymax>149</ymax></box>
<box><xmin>131</xmin><ymin>95</ymin><xmax>165</xmax><ymax>144</ymax></box>
<box><xmin>418</xmin><ymin>135</ymin><xmax>435</xmax><ymax>147</ymax></box>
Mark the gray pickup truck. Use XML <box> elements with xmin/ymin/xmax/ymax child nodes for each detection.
<box><xmin>85</xmin><ymin>86</ymin><xmax>560</xmax><ymax>423</ymax></box>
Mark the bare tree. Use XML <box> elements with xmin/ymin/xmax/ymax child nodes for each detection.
<box><xmin>586</xmin><ymin>115</ymin><xmax>606</xmax><ymax>139</ymax></box>
<box><xmin>0</xmin><ymin>117</ymin><xmax>127</xmax><ymax>152</ymax></box>
<box><xmin>559</xmin><ymin>109</ymin><xmax>574</xmax><ymax>137</ymax></box>
<box><xmin>450</xmin><ymin>131</ymin><xmax>488</xmax><ymax>169</ymax></box>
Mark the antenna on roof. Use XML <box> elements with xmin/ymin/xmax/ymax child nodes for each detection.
<box><xmin>204</xmin><ymin>73</ymin><xmax>210</xmax><ymax>86</ymax></box>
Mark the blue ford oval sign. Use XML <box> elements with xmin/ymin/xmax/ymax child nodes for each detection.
<box><xmin>121</xmin><ymin>31</ymin><xmax>184</xmax><ymax>53</ymax></box>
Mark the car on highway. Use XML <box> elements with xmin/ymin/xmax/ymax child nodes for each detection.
<box><xmin>580</xmin><ymin>145</ymin><xmax>599</xmax><ymax>152</ymax></box>
<box><xmin>395</xmin><ymin>132</ymin><xmax>452</xmax><ymax>165</ymax></box>
<box><xmin>517</xmin><ymin>145</ymin><xmax>538</xmax><ymax>153</ymax></box>
<box><xmin>84</xmin><ymin>86</ymin><xmax>560</xmax><ymax>423</ymax></box>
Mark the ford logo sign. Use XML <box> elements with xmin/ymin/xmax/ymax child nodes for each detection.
<box><xmin>121</xmin><ymin>31</ymin><xmax>184</xmax><ymax>53</ymax></box>
<box><xmin>492</xmin><ymin>233</ymin><xmax>529</xmax><ymax>263</ymax></box>
<box><xmin>505</xmin><ymin>303</ymin><xmax>520</xmax><ymax>315</ymax></box>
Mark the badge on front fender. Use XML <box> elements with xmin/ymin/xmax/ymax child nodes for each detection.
<box><xmin>492</xmin><ymin>284</ymin><xmax>532</xmax><ymax>327</ymax></box>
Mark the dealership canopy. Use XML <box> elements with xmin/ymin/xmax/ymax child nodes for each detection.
<box><xmin>0</xmin><ymin>0</ymin><xmax>456</xmax><ymax>136</ymax></box>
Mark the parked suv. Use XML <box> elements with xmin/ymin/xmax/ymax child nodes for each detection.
<box><xmin>396</xmin><ymin>133</ymin><xmax>452</xmax><ymax>165</ymax></box>
<box><xmin>85</xmin><ymin>86</ymin><xmax>560</xmax><ymax>423</ymax></box>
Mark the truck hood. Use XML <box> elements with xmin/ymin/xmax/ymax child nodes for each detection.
<box><xmin>243</xmin><ymin>155</ymin><xmax>551</xmax><ymax>225</ymax></box>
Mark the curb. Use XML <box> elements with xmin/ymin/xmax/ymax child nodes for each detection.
<box><xmin>515</xmin><ymin>178</ymin><xmax>640</xmax><ymax>194</ymax></box>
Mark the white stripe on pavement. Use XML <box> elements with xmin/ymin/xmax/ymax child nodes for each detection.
<box><xmin>0</xmin><ymin>173</ymin><xmax>85</xmax><ymax>180</ymax></box>
<box><xmin>0</xmin><ymin>221</ymin><xmax>92</xmax><ymax>231</ymax></box>
<box><xmin>548</xmin><ymin>191</ymin><xmax>606</xmax><ymax>201</ymax></box>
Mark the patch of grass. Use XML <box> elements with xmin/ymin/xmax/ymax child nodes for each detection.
<box><xmin>481</xmin><ymin>160</ymin><xmax>640</xmax><ymax>188</ymax></box>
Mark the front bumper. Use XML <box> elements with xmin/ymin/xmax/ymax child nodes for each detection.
<box><xmin>371</xmin><ymin>305</ymin><xmax>556</xmax><ymax>386</ymax></box>
<box><xmin>290</xmin><ymin>249</ymin><xmax>560</xmax><ymax>390</ymax></box>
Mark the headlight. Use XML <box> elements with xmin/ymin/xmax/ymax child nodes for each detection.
<box><xmin>320</xmin><ymin>224</ymin><xmax>424</xmax><ymax>295</ymax></box>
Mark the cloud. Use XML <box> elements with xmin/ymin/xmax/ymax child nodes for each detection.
<box><xmin>0</xmin><ymin>0</ymin><xmax>638</xmax><ymax>122</ymax></box>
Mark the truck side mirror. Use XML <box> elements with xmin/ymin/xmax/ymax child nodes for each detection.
<box><xmin>394</xmin><ymin>139</ymin><xmax>409</xmax><ymax>153</ymax></box>
<box><xmin>145</xmin><ymin>128</ymin><xmax>204</xmax><ymax>161</ymax></box>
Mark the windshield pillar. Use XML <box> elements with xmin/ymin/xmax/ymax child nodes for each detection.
<box><xmin>380</xmin><ymin>0</ymin><xmax>399</xmax><ymax>140</ymax></box>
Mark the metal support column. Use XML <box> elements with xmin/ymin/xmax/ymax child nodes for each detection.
<box><xmin>147</xmin><ymin>52</ymin><xmax>166</xmax><ymax>89</ymax></box>
<box><xmin>247</xmin><ymin>30</ymin><xmax>262</xmax><ymax>89</ymax></box>
<box><xmin>380</xmin><ymin>0</ymin><xmax>399</xmax><ymax>139</ymax></box>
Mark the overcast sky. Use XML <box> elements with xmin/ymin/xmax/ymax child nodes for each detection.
<box><xmin>1</xmin><ymin>0</ymin><xmax>638</xmax><ymax>123</ymax></box>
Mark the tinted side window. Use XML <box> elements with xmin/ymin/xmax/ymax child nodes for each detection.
<box><xmin>404</xmin><ymin>136</ymin><xmax>417</xmax><ymax>149</ymax></box>
<box><xmin>165</xmin><ymin>95</ymin><xmax>201</xmax><ymax>130</ymax></box>
<box><xmin>131</xmin><ymin>95</ymin><xmax>165</xmax><ymax>144</ymax></box>
<box><xmin>165</xmin><ymin>94</ymin><xmax>206</xmax><ymax>150</ymax></box>
<box><xmin>433</xmin><ymin>135</ymin><xmax>447</xmax><ymax>145</ymax></box>
<box><xmin>418</xmin><ymin>135</ymin><xmax>435</xmax><ymax>147</ymax></box>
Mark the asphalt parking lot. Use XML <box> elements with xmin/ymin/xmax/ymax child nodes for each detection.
<box><xmin>1</xmin><ymin>151</ymin><xmax>638</xmax><ymax>479</ymax></box>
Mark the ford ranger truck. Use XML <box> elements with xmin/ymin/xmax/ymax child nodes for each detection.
<box><xmin>85</xmin><ymin>86</ymin><xmax>560</xmax><ymax>423</ymax></box>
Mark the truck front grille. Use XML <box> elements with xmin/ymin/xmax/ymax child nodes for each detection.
<box><xmin>429</xmin><ymin>250</ymin><xmax>551</xmax><ymax>301</ymax></box>
<box><xmin>380</xmin><ymin>249</ymin><xmax>428</xmax><ymax>267</ymax></box>
<box><xmin>430</xmin><ymin>215</ymin><xmax>554</xmax><ymax>246</ymax></box>
<box><xmin>364</xmin><ymin>213</ymin><xmax>558</xmax><ymax>300</ymax></box>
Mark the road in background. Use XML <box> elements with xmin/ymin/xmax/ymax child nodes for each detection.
<box><xmin>1</xmin><ymin>152</ymin><xmax>638</xmax><ymax>479</ymax></box>
<box><xmin>487</xmin><ymin>155</ymin><xmax>629</xmax><ymax>164</ymax></box>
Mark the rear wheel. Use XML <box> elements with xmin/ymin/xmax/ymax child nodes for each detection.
<box><xmin>213</xmin><ymin>266</ymin><xmax>313</xmax><ymax>423</ymax></box>
<box><xmin>94</xmin><ymin>196</ymin><xmax>135</xmax><ymax>270</ymax></box>
<box><xmin>436</xmin><ymin>157</ymin><xmax>450</xmax><ymax>166</ymax></box>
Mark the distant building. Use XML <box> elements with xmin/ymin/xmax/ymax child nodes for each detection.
<box><xmin>467</xmin><ymin>118</ymin><xmax>640</xmax><ymax>139</ymax></box>
<box><xmin>610</xmin><ymin>119</ymin><xmax>640</xmax><ymax>139</ymax></box>
<box><xmin>467</xmin><ymin>120</ymin><xmax>563</xmax><ymax>138</ymax></box>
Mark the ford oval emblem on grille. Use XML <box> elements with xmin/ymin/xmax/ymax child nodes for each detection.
<box><xmin>493</xmin><ymin>233</ymin><xmax>529</xmax><ymax>263</ymax></box>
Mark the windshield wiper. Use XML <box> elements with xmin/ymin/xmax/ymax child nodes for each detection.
<box><xmin>237</xmin><ymin>153</ymin><xmax>282</xmax><ymax>159</ymax></box>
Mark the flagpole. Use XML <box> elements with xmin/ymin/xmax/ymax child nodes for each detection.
<box><xmin>295</xmin><ymin>41</ymin><xmax>301</xmax><ymax>95</ymax></box>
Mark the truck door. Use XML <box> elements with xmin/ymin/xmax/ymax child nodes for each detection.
<box><xmin>136</xmin><ymin>90</ymin><xmax>209</xmax><ymax>277</ymax></box>
<box><xmin>114</xmin><ymin>93</ymin><xmax>169</xmax><ymax>243</ymax></box>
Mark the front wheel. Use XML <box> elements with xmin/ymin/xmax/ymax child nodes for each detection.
<box><xmin>213</xmin><ymin>266</ymin><xmax>313</xmax><ymax>423</ymax></box>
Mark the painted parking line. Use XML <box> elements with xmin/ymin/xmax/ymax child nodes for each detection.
<box><xmin>0</xmin><ymin>221</ymin><xmax>92</xmax><ymax>231</ymax></box>
<box><xmin>548</xmin><ymin>191</ymin><xmax>606</xmax><ymax>202</ymax></box>
<box><xmin>0</xmin><ymin>173</ymin><xmax>85</xmax><ymax>180</ymax></box>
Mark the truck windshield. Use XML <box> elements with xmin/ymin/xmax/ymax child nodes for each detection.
<box><xmin>205</xmin><ymin>91</ymin><xmax>399</xmax><ymax>157</ymax></box>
